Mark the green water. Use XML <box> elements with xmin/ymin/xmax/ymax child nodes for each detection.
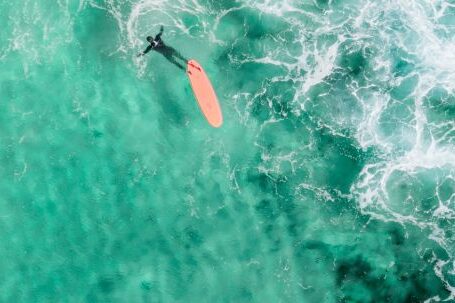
<box><xmin>1</xmin><ymin>0</ymin><xmax>454</xmax><ymax>302</ymax></box>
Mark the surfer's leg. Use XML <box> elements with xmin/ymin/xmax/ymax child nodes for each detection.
<box><xmin>174</xmin><ymin>50</ymin><xmax>188</xmax><ymax>62</ymax></box>
<box><xmin>167</xmin><ymin>46</ymin><xmax>188</xmax><ymax>63</ymax></box>
<box><xmin>157</xmin><ymin>46</ymin><xmax>185</xmax><ymax>70</ymax></box>
<box><xmin>163</xmin><ymin>52</ymin><xmax>185</xmax><ymax>70</ymax></box>
<box><xmin>169</xmin><ymin>57</ymin><xmax>185</xmax><ymax>70</ymax></box>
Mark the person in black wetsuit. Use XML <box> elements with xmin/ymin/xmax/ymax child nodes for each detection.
<box><xmin>137</xmin><ymin>26</ymin><xmax>188</xmax><ymax>70</ymax></box>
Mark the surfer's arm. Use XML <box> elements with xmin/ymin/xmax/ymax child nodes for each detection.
<box><xmin>137</xmin><ymin>45</ymin><xmax>153</xmax><ymax>57</ymax></box>
<box><xmin>155</xmin><ymin>25</ymin><xmax>164</xmax><ymax>40</ymax></box>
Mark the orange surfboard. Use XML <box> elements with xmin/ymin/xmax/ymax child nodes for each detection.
<box><xmin>187</xmin><ymin>60</ymin><xmax>223</xmax><ymax>128</ymax></box>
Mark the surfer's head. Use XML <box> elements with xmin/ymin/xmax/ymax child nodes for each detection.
<box><xmin>146</xmin><ymin>36</ymin><xmax>153</xmax><ymax>43</ymax></box>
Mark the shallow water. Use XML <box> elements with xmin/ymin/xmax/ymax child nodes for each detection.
<box><xmin>0</xmin><ymin>0</ymin><xmax>454</xmax><ymax>302</ymax></box>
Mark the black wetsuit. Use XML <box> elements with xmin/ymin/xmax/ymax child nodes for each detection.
<box><xmin>139</xmin><ymin>27</ymin><xmax>187</xmax><ymax>70</ymax></box>
<box><xmin>141</xmin><ymin>32</ymin><xmax>164</xmax><ymax>55</ymax></box>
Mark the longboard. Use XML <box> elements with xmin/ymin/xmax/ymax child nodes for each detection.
<box><xmin>186</xmin><ymin>60</ymin><xmax>223</xmax><ymax>128</ymax></box>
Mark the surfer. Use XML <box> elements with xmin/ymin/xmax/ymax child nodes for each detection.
<box><xmin>137</xmin><ymin>26</ymin><xmax>188</xmax><ymax>70</ymax></box>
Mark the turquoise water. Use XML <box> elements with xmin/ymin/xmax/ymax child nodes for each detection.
<box><xmin>1</xmin><ymin>0</ymin><xmax>455</xmax><ymax>301</ymax></box>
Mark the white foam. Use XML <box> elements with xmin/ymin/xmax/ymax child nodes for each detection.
<box><xmin>236</xmin><ymin>0</ymin><xmax>455</xmax><ymax>297</ymax></box>
<box><xmin>99</xmin><ymin>0</ymin><xmax>455</xmax><ymax>295</ymax></box>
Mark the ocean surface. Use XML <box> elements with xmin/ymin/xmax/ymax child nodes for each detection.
<box><xmin>0</xmin><ymin>0</ymin><xmax>454</xmax><ymax>302</ymax></box>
